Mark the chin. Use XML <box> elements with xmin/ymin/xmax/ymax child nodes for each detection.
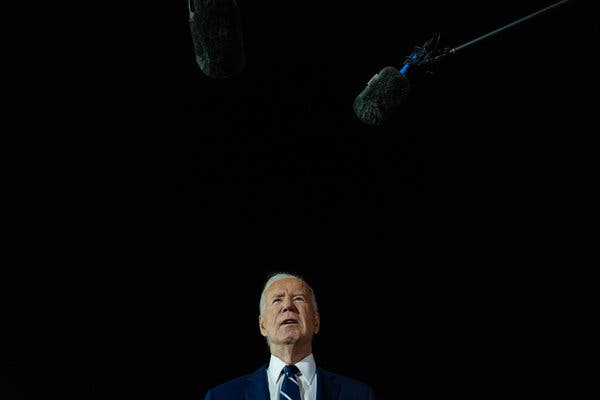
<box><xmin>278</xmin><ymin>333</ymin><xmax>302</xmax><ymax>345</ymax></box>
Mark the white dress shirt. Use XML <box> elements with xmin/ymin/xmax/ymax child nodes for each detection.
<box><xmin>267</xmin><ymin>353</ymin><xmax>317</xmax><ymax>400</ymax></box>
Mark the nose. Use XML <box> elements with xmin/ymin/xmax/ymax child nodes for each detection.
<box><xmin>282</xmin><ymin>298</ymin><xmax>297</xmax><ymax>312</ymax></box>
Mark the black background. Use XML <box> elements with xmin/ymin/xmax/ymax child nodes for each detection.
<box><xmin>7</xmin><ymin>1</ymin><xmax>599</xmax><ymax>399</ymax></box>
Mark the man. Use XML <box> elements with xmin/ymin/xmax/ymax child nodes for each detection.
<box><xmin>204</xmin><ymin>272</ymin><xmax>376</xmax><ymax>400</ymax></box>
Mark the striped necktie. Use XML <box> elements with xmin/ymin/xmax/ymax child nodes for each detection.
<box><xmin>280</xmin><ymin>364</ymin><xmax>301</xmax><ymax>400</ymax></box>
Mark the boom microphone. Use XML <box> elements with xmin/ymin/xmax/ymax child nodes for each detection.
<box><xmin>188</xmin><ymin>0</ymin><xmax>246</xmax><ymax>78</ymax></box>
<box><xmin>353</xmin><ymin>35</ymin><xmax>442</xmax><ymax>127</ymax></box>
<box><xmin>352</xmin><ymin>66</ymin><xmax>411</xmax><ymax>127</ymax></box>
<box><xmin>353</xmin><ymin>0</ymin><xmax>571</xmax><ymax>126</ymax></box>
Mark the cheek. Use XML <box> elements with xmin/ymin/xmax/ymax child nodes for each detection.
<box><xmin>264</xmin><ymin>314</ymin><xmax>277</xmax><ymax>327</ymax></box>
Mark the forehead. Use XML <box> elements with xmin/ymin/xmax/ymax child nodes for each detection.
<box><xmin>266</xmin><ymin>278</ymin><xmax>309</xmax><ymax>296</ymax></box>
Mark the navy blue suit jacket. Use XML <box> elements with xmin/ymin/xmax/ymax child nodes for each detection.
<box><xmin>204</xmin><ymin>364</ymin><xmax>376</xmax><ymax>400</ymax></box>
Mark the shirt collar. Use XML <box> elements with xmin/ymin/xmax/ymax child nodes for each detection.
<box><xmin>268</xmin><ymin>353</ymin><xmax>317</xmax><ymax>386</ymax></box>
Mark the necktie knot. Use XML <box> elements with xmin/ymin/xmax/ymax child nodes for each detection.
<box><xmin>283</xmin><ymin>364</ymin><xmax>300</xmax><ymax>377</ymax></box>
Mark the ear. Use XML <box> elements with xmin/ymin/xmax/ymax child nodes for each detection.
<box><xmin>313</xmin><ymin>312</ymin><xmax>320</xmax><ymax>334</ymax></box>
<box><xmin>259</xmin><ymin>314</ymin><xmax>268</xmax><ymax>337</ymax></box>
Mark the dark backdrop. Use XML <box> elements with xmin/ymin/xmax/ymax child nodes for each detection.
<box><xmin>7</xmin><ymin>1</ymin><xmax>599</xmax><ymax>399</ymax></box>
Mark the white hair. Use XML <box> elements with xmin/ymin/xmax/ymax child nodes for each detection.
<box><xmin>258</xmin><ymin>272</ymin><xmax>318</xmax><ymax>315</ymax></box>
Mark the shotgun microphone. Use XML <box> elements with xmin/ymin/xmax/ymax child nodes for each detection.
<box><xmin>353</xmin><ymin>34</ymin><xmax>446</xmax><ymax>127</ymax></box>
<box><xmin>188</xmin><ymin>0</ymin><xmax>246</xmax><ymax>78</ymax></box>
<box><xmin>353</xmin><ymin>0</ymin><xmax>571</xmax><ymax>127</ymax></box>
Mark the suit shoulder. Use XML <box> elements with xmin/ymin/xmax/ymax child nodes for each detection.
<box><xmin>213</xmin><ymin>373</ymin><xmax>252</xmax><ymax>389</ymax></box>
<box><xmin>204</xmin><ymin>366</ymin><xmax>266</xmax><ymax>399</ymax></box>
<box><xmin>318</xmin><ymin>368</ymin><xmax>376</xmax><ymax>391</ymax></box>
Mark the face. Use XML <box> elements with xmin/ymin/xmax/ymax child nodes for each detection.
<box><xmin>259</xmin><ymin>278</ymin><xmax>320</xmax><ymax>346</ymax></box>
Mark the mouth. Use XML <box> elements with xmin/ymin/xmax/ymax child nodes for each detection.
<box><xmin>280</xmin><ymin>319</ymin><xmax>298</xmax><ymax>326</ymax></box>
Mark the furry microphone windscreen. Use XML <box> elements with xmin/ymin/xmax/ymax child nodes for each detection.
<box><xmin>189</xmin><ymin>0</ymin><xmax>246</xmax><ymax>78</ymax></box>
<box><xmin>353</xmin><ymin>66</ymin><xmax>411</xmax><ymax>126</ymax></box>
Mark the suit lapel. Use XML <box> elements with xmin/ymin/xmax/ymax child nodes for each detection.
<box><xmin>245</xmin><ymin>365</ymin><xmax>270</xmax><ymax>400</ymax></box>
<box><xmin>316</xmin><ymin>368</ymin><xmax>340</xmax><ymax>400</ymax></box>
